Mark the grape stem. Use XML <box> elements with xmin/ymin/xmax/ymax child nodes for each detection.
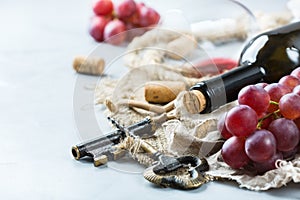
<box><xmin>269</xmin><ymin>100</ymin><xmax>279</xmax><ymax>105</ymax></box>
<box><xmin>257</xmin><ymin>109</ymin><xmax>280</xmax><ymax>129</ymax></box>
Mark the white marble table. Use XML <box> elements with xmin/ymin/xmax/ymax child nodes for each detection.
<box><xmin>0</xmin><ymin>0</ymin><xmax>299</xmax><ymax>199</ymax></box>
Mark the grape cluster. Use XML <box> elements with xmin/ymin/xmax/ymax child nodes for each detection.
<box><xmin>89</xmin><ymin>0</ymin><xmax>160</xmax><ymax>45</ymax></box>
<box><xmin>218</xmin><ymin>67</ymin><xmax>300</xmax><ymax>174</ymax></box>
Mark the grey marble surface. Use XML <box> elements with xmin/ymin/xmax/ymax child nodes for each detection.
<box><xmin>0</xmin><ymin>0</ymin><xmax>299</xmax><ymax>199</ymax></box>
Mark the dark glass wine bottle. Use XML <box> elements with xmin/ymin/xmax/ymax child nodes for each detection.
<box><xmin>190</xmin><ymin>21</ymin><xmax>300</xmax><ymax>113</ymax></box>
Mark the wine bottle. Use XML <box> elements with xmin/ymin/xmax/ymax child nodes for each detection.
<box><xmin>189</xmin><ymin>21</ymin><xmax>300</xmax><ymax>113</ymax></box>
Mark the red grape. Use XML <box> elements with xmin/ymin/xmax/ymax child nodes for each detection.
<box><xmin>264</xmin><ymin>83</ymin><xmax>291</xmax><ymax>112</ymax></box>
<box><xmin>268</xmin><ymin>118</ymin><xmax>300</xmax><ymax>152</ymax></box>
<box><xmin>115</xmin><ymin>0</ymin><xmax>137</xmax><ymax>19</ymax></box>
<box><xmin>138</xmin><ymin>6</ymin><xmax>160</xmax><ymax>27</ymax></box>
<box><xmin>278</xmin><ymin>75</ymin><xmax>300</xmax><ymax>90</ymax></box>
<box><xmin>294</xmin><ymin>117</ymin><xmax>300</xmax><ymax>130</ymax></box>
<box><xmin>253</xmin><ymin>151</ymin><xmax>283</xmax><ymax>174</ymax></box>
<box><xmin>89</xmin><ymin>16</ymin><xmax>110</xmax><ymax>42</ymax></box>
<box><xmin>221</xmin><ymin>136</ymin><xmax>250</xmax><ymax>169</ymax></box>
<box><xmin>264</xmin><ymin>83</ymin><xmax>291</xmax><ymax>102</ymax></box>
<box><xmin>256</xmin><ymin>82</ymin><xmax>268</xmax><ymax>88</ymax></box>
<box><xmin>245</xmin><ymin>129</ymin><xmax>277</xmax><ymax>162</ymax></box>
<box><xmin>125</xmin><ymin>2</ymin><xmax>144</xmax><ymax>26</ymax></box>
<box><xmin>225</xmin><ymin>105</ymin><xmax>258</xmax><ymax>137</ymax></box>
<box><xmin>89</xmin><ymin>0</ymin><xmax>160</xmax><ymax>45</ymax></box>
<box><xmin>103</xmin><ymin>19</ymin><xmax>126</xmax><ymax>45</ymax></box>
<box><xmin>293</xmin><ymin>85</ymin><xmax>300</xmax><ymax>96</ymax></box>
<box><xmin>220</xmin><ymin>66</ymin><xmax>300</xmax><ymax>172</ymax></box>
<box><xmin>279</xmin><ymin>93</ymin><xmax>300</xmax><ymax>120</ymax></box>
<box><xmin>126</xmin><ymin>12</ymin><xmax>140</xmax><ymax>26</ymax></box>
<box><xmin>238</xmin><ymin>85</ymin><xmax>270</xmax><ymax>116</ymax></box>
<box><xmin>93</xmin><ymin>0</ymin><xmax>113</xmax><ymax>16</ymax></box>
<box><xmin>282</xmin><ymin>145</ymin><xmax>299</xmax><ymax>160</ymax></box>
<box><xmin>291</xmin><ymin>67</ymin><xmax>300</xmax><ymax>79</ymax></box>
<box><xmin>217</xmin><ymin>113</ymin><xmax>233</xmax><ymax>139</ymax></box>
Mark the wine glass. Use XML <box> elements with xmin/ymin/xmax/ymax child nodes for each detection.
<box><xmin>73</xmin><ymin>0</ymin><xmax>257</xmax><ymax>173</ymax></box>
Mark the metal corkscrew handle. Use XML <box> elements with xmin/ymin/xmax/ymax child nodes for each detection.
<box><xmin>108</xmin><ymin>116</ymin><xmax>212</xmax><ymax>190</ymax></box>
<box><xmin>143</xmin><ymin>155</ymin><xmax>211</xmax><ymax>190</ymax></box>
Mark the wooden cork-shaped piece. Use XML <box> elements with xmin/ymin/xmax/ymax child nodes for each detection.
<box><xmin>105</xmin><ymin>98</ymin><xmax>170</xmax><ymax>114</ymax></box>
<box><xmin>145</xmin><ymin>81</ymin><xmax>186</xmax><ymax>104</ymax></box>
<box><xmin>182</xmin><ymin>90</ymin><xmax>206</xmax><ymax>114</ymax></box>
<box><xmin>73</xmin><ymin>56</ymin><xmax>105</xmax><ymax>76</ymax></box>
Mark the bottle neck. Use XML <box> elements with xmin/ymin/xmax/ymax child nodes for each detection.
<box><xmin>190</xmin><ymin>64</ymin><xmax>266</xmax><ymax>113</ymax></box>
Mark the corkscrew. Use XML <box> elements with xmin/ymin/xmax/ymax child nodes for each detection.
<box><xmin>108</xmin><ymin>116</ymin><xmax>211</xmax><ymax>190</ymax></box>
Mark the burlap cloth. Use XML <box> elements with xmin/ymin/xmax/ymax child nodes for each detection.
<box><xmin>95</xmin><ymin>65</ymin><xmax>300</xmax><ymax>191</ymax></box>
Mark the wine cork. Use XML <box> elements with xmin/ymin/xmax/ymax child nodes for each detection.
<box><xmin>183</xmin><ymin>90</ymin><xmax>206</xmax><ymax>114</ymax></box>
<box><xmin>73</xmin><ymin>56</ymin><xmax>105</xmax><ymax>75</ymax></box>
<box><xmin>145</xmin><ymin>81</ymin><xmax>186</xmax><ymax>104</ymax></box>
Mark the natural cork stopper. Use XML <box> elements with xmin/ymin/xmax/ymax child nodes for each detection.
<box><xmin>182</xmin><ymin>90</ymin><xmax>206</xmax><ymax>114</ymax></box>
<box><xmin>145</xmin><ymin>81</ymin><xmax>186</xmax><ymax>104</ymax></box>
<box><xmin>73</xmin><ymin>56</ymin><xmax>105</xmax><ymax>76</ymax></box>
